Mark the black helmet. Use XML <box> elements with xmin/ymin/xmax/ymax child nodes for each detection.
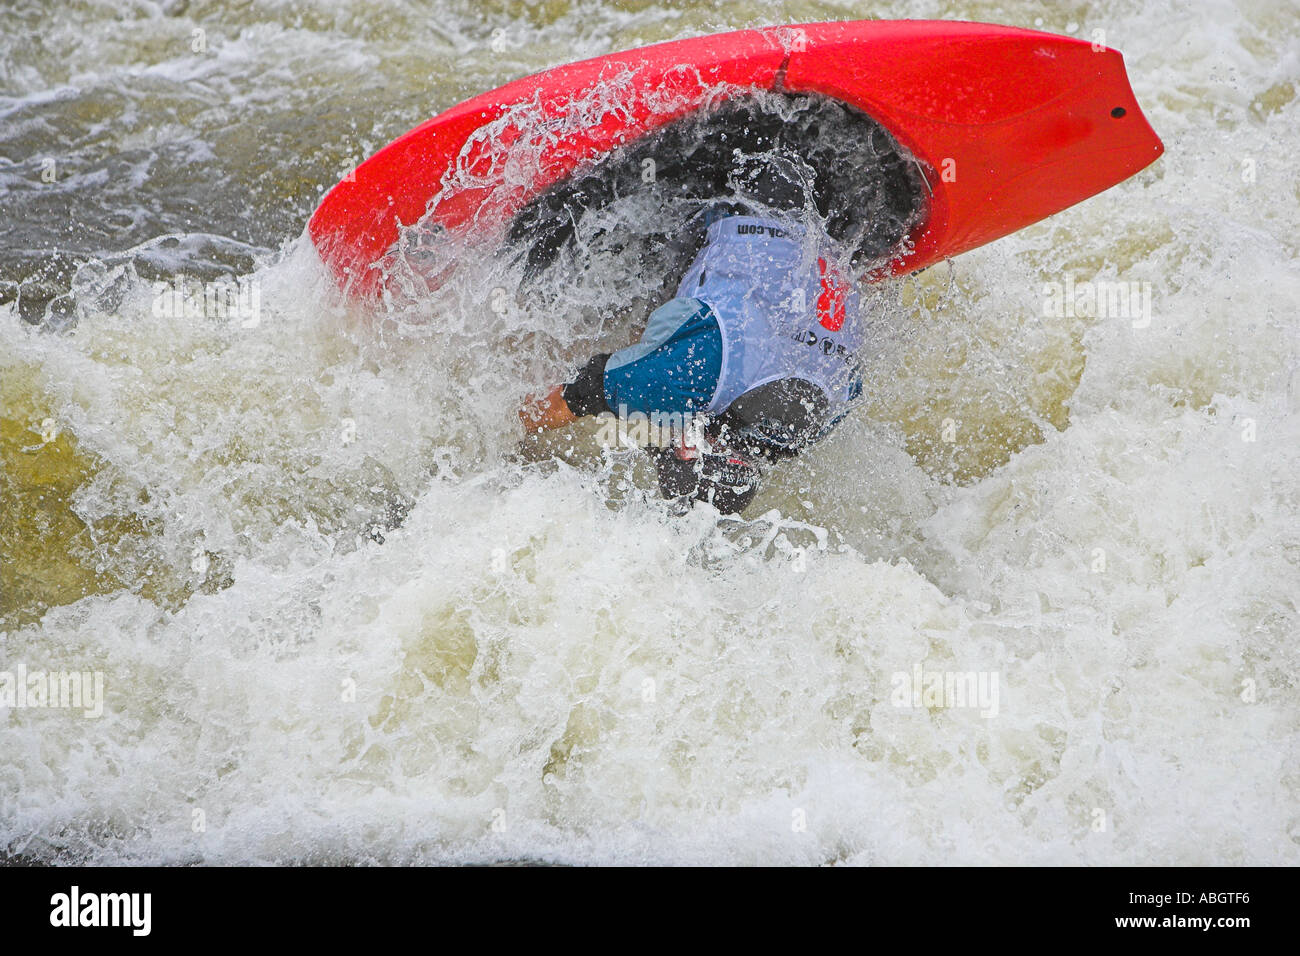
<box><xmin>653</xmin><ymin>443</ymin><xmax>762</xmax><ymax>515</ymax></box>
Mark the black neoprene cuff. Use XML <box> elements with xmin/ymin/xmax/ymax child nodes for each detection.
<box><xmin>561</xmin><ymin>353</ymin><xmax>612</xmax><ymax>417</ymax></box>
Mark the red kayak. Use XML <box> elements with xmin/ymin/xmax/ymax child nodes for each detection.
<box><xmin>309</xmin><ymin>20</ymin><xmax>1163</xmax><ymax>296</ymax></box>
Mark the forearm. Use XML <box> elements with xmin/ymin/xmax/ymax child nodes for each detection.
<box><xmin>519</xmin><ymin>353</ymin><xmax>611</xmax><ymax>432</ymax></box>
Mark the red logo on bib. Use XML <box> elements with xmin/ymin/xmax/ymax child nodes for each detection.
<box><xmin>816</xmin><ymin>258</ymin><xmax>847</xmax><ymax>332</ymax></box>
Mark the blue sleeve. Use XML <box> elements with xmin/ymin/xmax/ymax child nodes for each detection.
<box><xmin>602</xmin><ymin>298</ymin><xmax>723</xmax><ymax>418</ymax></box>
